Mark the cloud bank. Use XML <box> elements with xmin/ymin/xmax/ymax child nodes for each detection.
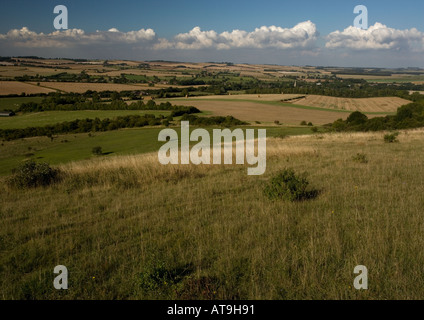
<box><xmin>1</xmin><ymin>21</ymin><xmax>424</xmax><ymax>67</ymax></box>
<box><xmin>0</xmin><ymin>21</ymin><xmax>318</xmax><ymax>51</ymax></box>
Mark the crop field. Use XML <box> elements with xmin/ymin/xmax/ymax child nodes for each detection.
<box><xmin>2</xmin><ymin>129</ymin><xmax>424</xmax><ymax>299</ymax></box>
<box><xmin>165</xmin><ymin>99</ymin><xmax>348</xmax><ymax>124</ymax></box>
<box><xmin>0</xmin><ymin>66</ymin><xmax>73</xmax><ymax>77</ymax></box>
<box><xmin>292</xmin><ymin>95</ymin><xmax>409</xmax><ymax>113</ymax></box>
<box><xmin>160</xmin><ymin>94</ymin><xmax>401</xmax><ymax>124</ymax></box>
<box><xmin>0</xmin><ymin>81</ymin><xmax>56</xmax><ymax>95</ymax></box>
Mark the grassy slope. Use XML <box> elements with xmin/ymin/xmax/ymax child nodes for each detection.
<box><xmin>0</xmin><ymin>126</ymin><xmax>312</xmax><ymax>176</ymax></box>
<box><xmin>1</xmin><ymin>129</ymin><xmax>424</xmax><ymax>299</ymax></box>
<box><xmin>0</xmin><ymin>110</ymin><xmax>171</xmax><ymax>129</ymax></box>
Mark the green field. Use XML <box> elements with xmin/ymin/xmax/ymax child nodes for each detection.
<box><xmin>0</xmin><ymin>126</ymin><xmax>313</xmax><ymax>176</ymax></box>
<box><xmin>0</xmin><ymin>110</ymin><xmax>171</xmax><ymax>129</ymax></box>
<box><xmin>0</xmin><ymin>97</ymin><xmax>45</xmax><ymax>111</ymax></box>
<box><xmin>366</xmin><ymin>76</ymin><xmax>424</xmax><ymax>83</ymax></box>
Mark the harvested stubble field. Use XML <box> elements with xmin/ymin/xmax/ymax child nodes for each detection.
<box><xmin>167</xmin><ymin>99</ymin><xmax>347</xmax><ymax>124</ymax></box>
<box><xmin>163</xmin><ymin>94</ymin><xmax>401</xmax><ymax>124</ymax></box>
<box><xmin>1</xmin><ymin>129</ymin><xmax>424</xmax><ymax>299</ymax></box>
<box><xmin>293</xmin><ymin>95</ymin><xmax>410</xmax><ymax>113</ymax></box>
<box><xmin>0</xmin><ymin>81</ymin><xmax>56</xmax><ymax>95</ymax></box>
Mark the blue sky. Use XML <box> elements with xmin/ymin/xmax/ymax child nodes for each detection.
<box><xmin>1</xmin><ymin>0</ymin><xmax>424</xmax><ymax>67</ymax></box>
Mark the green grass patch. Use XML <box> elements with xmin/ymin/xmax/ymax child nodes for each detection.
<box><xmin>0</xmin><ymin>97</ymin><xmax>45</xmax><ymax>112</ymax></box>
<box><xmin>0</xmin><ymin>110</ymin><xmax>171</xmax><ymax>129</ymax></box>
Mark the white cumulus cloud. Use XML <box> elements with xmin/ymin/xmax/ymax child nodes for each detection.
<box><xmin>326</xmin><ymin>23</ymin><xmax>424</xmax><ymax>51</ymax></box>
<box><xmin>154</xmin><ymin>21</ymin><xmax>318</xmax><ymax>50</ymax></box>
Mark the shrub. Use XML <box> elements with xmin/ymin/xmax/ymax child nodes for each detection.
<box><xmin>311</xmin><ymin>127</ymin><xmax>319</xmax><ymax>133</ymax></box>
<box><xmin>92</xmin><ymin>146</ymin><xmax>103</xmax><ymax>155</ymax></box>
<box><xmin>8</xmin><ymin>160</ymin><xmax>60</xmax><ymax>189</ymax></box>
<box><xmin>352</xmin><ymin>153</ymin><xmax>368</xmax><ymax>164</ymax></box>
<box><xmin>274</xmin><ymin>120</ymin><xmax>280</xmax><ymax>125</ymax></box>
<box><xmin>307</xmin><ymin>122</ymin><xmax>313</xmax><ymax>126</ymax></box>
<box><xmin>275</xmin><ymin>133</ymin><xmax>287</xmax><ymax>139</ymax></box>
<box><xmin>384</xmin><ymin>132</ymin><xmax>399</xmax><ymax>143</ymax></box>
<box><xmin>346</xmin><ymin>111</ymin><xmax>368</xmax><ymax>125</ymax></box>
<box><xmin>138</xmin><ymin>260</ymin><xmax>193</xmax><ymax>298</ymax></box>
<box><xmin>300</xmin><ymin>121</ymin><xmax>307</xmax><ymax>126</ymax></box>
<box><xmin>264</xmin><ymin>168</ymin><xmax>318</xmax><ymax>201</ymax></box>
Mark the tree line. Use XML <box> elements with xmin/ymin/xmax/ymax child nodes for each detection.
<box><xmin>17</xmin><ymin>98</ymin><xmax>200</xmax><ymax>118</ymax></box>
<box><xmin>0</xmin><ymin>114</ymin><xmax>165</xmax><ymax>141</ymax></box>
<box><xmin>329</xmin><ymin>102</ymin><xmax>424</xmax><ymax>132</ymax></box>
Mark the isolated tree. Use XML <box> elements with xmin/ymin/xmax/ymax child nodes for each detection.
<box><xmin>92</xmin><ymin>146</ymin><xmax>103</xmax><ymax>155</ymax></box>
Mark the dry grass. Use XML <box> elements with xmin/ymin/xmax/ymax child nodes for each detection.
<box><xmin>293</xmin><ymin>95</ymin><xmax>409</xmax><ymax>113</ymax></box>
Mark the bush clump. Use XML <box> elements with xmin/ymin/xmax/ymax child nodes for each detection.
<box><xmin>92</xmin><ymin>146</ymin><xmax>103</xmax><ymax>155</ymax></box>
<box><xmin>352</xmin><ymin>153</ymin><xmax>368</xmax><ymax>164</ymax></box>
<box><xmin>8</xmin><ymin>160</ymin><xmax>60</xmax><ymax>189</ymax></box>
<box><xmin>384</xmin><ymin>132</ymin><xmax>399</xmax><ymax>143</ymax></box>
<box><xmin>264</xmin><ymin>168</ymin><xmax>318</xmax><ymax>201</ymax></box>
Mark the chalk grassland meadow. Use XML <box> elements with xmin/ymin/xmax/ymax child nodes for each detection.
<box><xmin>1</xmin><ymin>129</ymin><xmax>424</xmax><ymax>299</ymax></box>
